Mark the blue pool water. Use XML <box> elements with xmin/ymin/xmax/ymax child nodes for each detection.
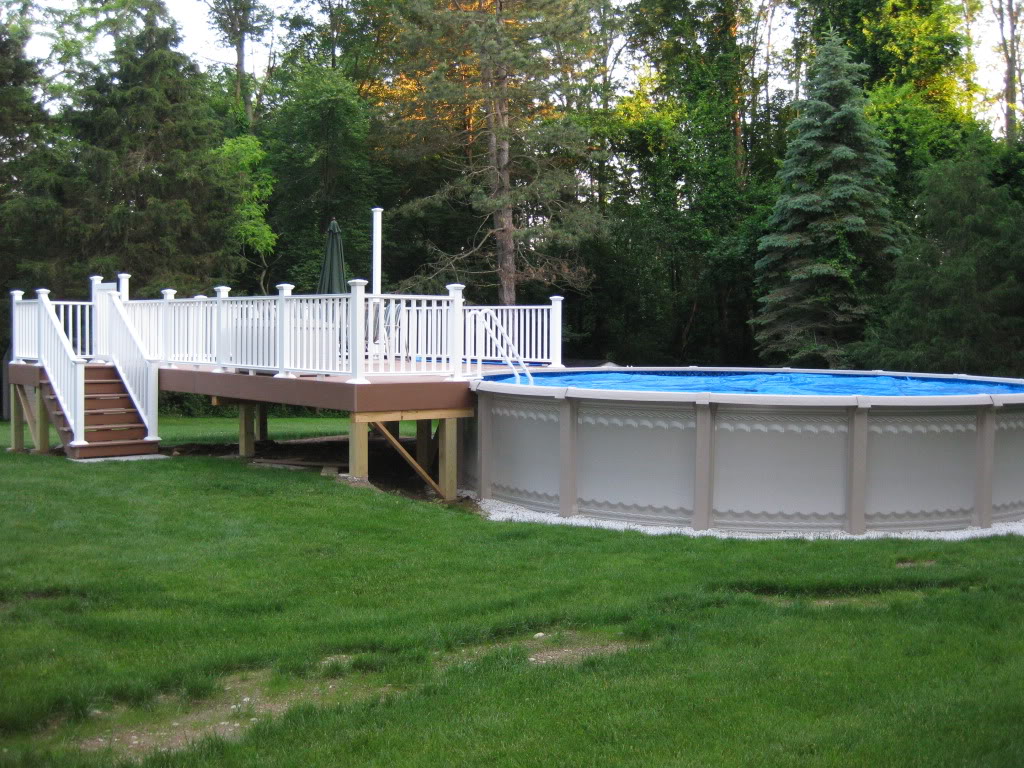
<box><xmin>488</xmin><ymin>370</ymin><xmax>1024</xmax><ymax>397</ymax></box>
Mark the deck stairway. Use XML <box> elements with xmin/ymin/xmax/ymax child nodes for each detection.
<box><xmin>42</xmin><ymin>363</ymin><xmax>160</xmax><ymax>459</ymax></box>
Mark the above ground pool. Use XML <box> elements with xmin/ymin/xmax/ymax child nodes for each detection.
<box><xmin>463</xmin><ymin>367</ymin><xmax>1024</xmax><ymax>534</ymax></box>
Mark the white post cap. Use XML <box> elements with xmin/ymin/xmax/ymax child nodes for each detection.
<box><xmin>161</xmin><ymin>289</ymin><xmax>177</xmax><ymax>300</ymax></box>
<box><xmin>10</xmin><ymin>290</ymin><xmax>24</xmax><ymax>301</ymax></box>
<box><xmin>275</xmin><ymin>283</ymin><xmax>295</xmax><ymax>296</ymax></box>
<box><xmin>214</xmin><ymin>286</ymin><xmax>231</xmax><ymax>298</ymax></box>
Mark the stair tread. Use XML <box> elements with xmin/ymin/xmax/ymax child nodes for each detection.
<box><xmin>85</xmin><ymin>408</ymin><xmax>138</xmax><ymax>414</ymax></box>
<box><xmin>77</xmin><ymin>438</ymin><xmax>158</xmax><ymax>447</ymax></box>
<box><xmin>60</xmin><ymin>423</ymin><xmax>145</xmax><ymax>432</ymax></box>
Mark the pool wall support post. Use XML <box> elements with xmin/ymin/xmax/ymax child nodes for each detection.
<box><xmin>692</xmin><ymin>402</ymin><xmax>714</xmax><ymax>530</ymax></box>
<box><xmin>477</xmin><ymin>392</ymin><xmax>493</xmax><ymax>499</ymax></box>
<box><xmin>558</xmin><ymin>397</ymin><xmax>578</xmax><ymax>517</ymax></box>
<box><xmin>974</xmin><ymin>405</ymin><xmax>996</xmax><ymax>528</ymax></box>
<box><xmin>846</xmin><ymin>404</ymin><xmax>869</xmax><ymax>535</ymax></box>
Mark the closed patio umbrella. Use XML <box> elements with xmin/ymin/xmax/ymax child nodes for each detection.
<box><xmin>317</xmin><ymin>217</ymin><xmax>347</xmax><ymax>294</ymax></box>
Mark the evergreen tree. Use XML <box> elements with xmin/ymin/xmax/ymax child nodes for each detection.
<box><xmin>752</xmin><ymin>35</ymin><xmax>900</xmax><ymax>367</ymax></box>
<box><xmin>857</xmin><ymin>157</ymin><xmax>1024</xmax><ymax>376</ymax></box>
<box><xmin>3</xmin><ymin>4</ymin><xmax>240</xmax><ymax>295</ymax></box>
<box><xmin>387</xmin><ymin>0</ymin><xmax>600</xmax><ymax>305</ymax></box>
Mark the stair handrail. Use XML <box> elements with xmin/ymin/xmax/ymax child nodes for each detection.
<box><xmin>35</xmin><ymin>290</ymin><xmax>88</xmax><ymax>446</ymax></box>
<box><xmin>103</xmin><ymin>290</ymin><xmax>160</xmax><ymax>441</ymax></box>
<box><xmin>465</xmin><ymin>308</ymin><xmax>534</xmax><ymax>385</ymax></box>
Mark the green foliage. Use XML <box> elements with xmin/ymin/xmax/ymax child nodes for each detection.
<box><xmin>2</xmin><ymin>7</ymin><xmax>241</xmax><ymax>297</ymax></box>
<box><xmin>260</xmin><ymin>64</ymin><xmax>371</xmax><ymax>291</ymax></box>
<box><xmin>1</xmin><ymin>434</ymin><xmax>1024</xmax><ymax>765</ymax></box>
<box><xmin>753</xmin><ymin>35</ymin><xmax>901</xmax><ymax>367</ymax></box>
<box><xmin>211</xmin><ymin>134</ymin><xmax>278</xmax><ymax>293</ymax></box>
<box><xmin>857</xmin><ymin>156</ymin><xmax>1024</xmax><ymax>375</ymax></box>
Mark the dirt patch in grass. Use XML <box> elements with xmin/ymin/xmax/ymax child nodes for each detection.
<box><xmin>895</xmin><ymin>559</ymin><xmax>937</xmax><ymax>568</ymax></box>
<box><xmin>65</xmin><ymin>631</ymin><xmax>635</xmax><ymax>760</ymax></box>
<box><xmin>441</xmin><ymin>629</ymin><xmax>639</xmax><ymax>668</ymax></box>
<box><xmin>75</xmin><ymin>668</ymin><xmax>396</xmax><ymax>759</ymax></box>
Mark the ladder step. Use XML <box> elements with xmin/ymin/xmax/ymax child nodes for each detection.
<box><xmin>66</xmin><ymin>439</ymin><xmax>160</xmax><ymax>460</ymax></box>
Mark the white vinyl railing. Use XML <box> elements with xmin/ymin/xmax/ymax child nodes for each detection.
<box><xmin>34</xmin><ymin>290</ymin><xmax>87</xmax><ymax>445</ymax></box>
<box><xmin>464</xmin><ymin>301</ymin><xmax>561</xmax><ymax>365</ymax></box>
<box><xmin>52</xmin><ymin>301</ymin><xmax>94</xmax><ymax>359</ymax></box>
<box><xmin>11</xmin><ymin>277</ymin><xmax>564</xmax><ymax>388</ymax></box>
<box><xmin>464</xmin><ymin>308</ymin><xmax>534</xmax><ymax>384</ymax></box>
<box><xmin>10</xmin><ymin>294</ymin><xmax>39</xmax><ymax>361</ymax></box>
<box><xmin>104</xmin><ymin>290</ymin><xmax>159</xmax><ymax>440</ymax></box>
<box><xmin>366</xmin><ymin>294</ymin><xmax>454</xmax><ymax>374</ymax></box>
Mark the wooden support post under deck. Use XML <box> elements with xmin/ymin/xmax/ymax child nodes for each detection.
<box><xmin>348</xmin><ymin>419</ymin><xmax>369</xmax><ymax>480</ymax></box>
<box><xmin>238</xmin><ymin>403</ymin><xmax>256</xmax><ymax>458</ymax></box>
<box><xmin>255</xmin><ymin>402</ymin><xmax>269</xmax><ymax>441</ymax></box>
<box><xmin>9</xmin><ymin>384</ymin><xmax>26</xmax><ymax>453</ymax></box>
<box><xmin>438</xmin><ymin>418</ymin><xmax>458</xmax><ymax>501</ymax></box>
<box><xmin>416</xmin><ymin>420</ymin><xmax>434</xmax><ymax>468</ymax></box>
<box><xmin>32</xmin><ymin>384</ymin><xmax>50</xmax><ymax>454</ymax></box>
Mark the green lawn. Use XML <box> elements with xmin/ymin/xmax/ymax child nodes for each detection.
<box><xmin>2</xmin><ymin>418</ymin><xmax>1023</xmax><ymax>766</ymax></box>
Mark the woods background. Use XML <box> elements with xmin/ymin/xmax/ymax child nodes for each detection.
<box><xmin>2</xmin><ymin>0</ymin><xmax>1023</xmax><ymax>375</ymax></box>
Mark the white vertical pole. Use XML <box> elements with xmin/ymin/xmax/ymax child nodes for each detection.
<box><xmin>446</xmin><ymin>283</ymin><xmax>465</xmax><ymax>380</ymax></box>
<box><xmin>117</xmin><ymin>273</ymin><xmax>131</xmax><ymax>302</ymax></box>
<box><xmin>348</xmin><ymin>279</ymin><xmax>369</xmax><ymax>384</ymax></box>
<box><xmin>274</xmin><ymin>283</ymin><xmax>295</xmax><ymax>378</ymax></box>
<box><xmin>10</xmin><ymin>290</ymin><xmax>24</xmax><ymax>363</ymax></box>
<box><xmin>371</xmin><ymin>207</ymin><xmax>383</xmax><ymax>296</ymax></box>
<box><xmin>89</xmin><ymin>276</ymin><xmax>105</xmax><ymax>359</ymax></box>
<box><xmin>213</xmin><ymin>286</ymin><xmax>231</xmax><ymax>372</ymax></box>
<box><xmin>549</xmin><ymin>295</ymin><xmax>564</xmax><ymax>369</ymax></box>
<box><xmin>35</xmin><ymin>289</ymin><xmax>50</xmax><ymax>370</ymax></box>
<box><xmin>160</xmin><ymin>289</ymin><xmax>176</xmax><ymax>367</ymax></box>
<box><xmin>70</xmin><ymin>359</ymin><xmax>87</xmax><ymax>446</ymax></box>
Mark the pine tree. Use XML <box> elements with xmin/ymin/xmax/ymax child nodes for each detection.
<box><xmin>387</xmin><ymin>0</ymin><xmax>600</xmax><ymax>304</ymax></box>
<box><xmin>4</xmin><ymin>4</ymin><xmax>241</xmax><ymax>295</ymax></box>
<box><xmin>752</xmin><ymin>34</ymin><xmax>900</xmax><ymax>367</ymax></box>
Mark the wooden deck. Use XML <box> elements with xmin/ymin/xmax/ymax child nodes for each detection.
<box><xmin>8</xmin><ymin>360</ymin><xmax>498</xmax><ymax>499</ymax></box>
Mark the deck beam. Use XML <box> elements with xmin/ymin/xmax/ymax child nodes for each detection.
<box><xmin>352</xmin><ymin>408</ymin><xmax>474</xmax><ymax>423</ymax></box>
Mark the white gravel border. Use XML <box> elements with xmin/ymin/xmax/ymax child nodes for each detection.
<box><xmin>466</xmin><ymin>494</ymin><xmax>1024</xmax><ymax>541</ymax></box>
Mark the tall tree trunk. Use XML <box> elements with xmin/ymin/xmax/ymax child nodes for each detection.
<box><xmin>235</xmin><ymin>35</ymin><xmax>253</xmax><ymax>124</ymax></box>
<box><xmin>994</xmin><ymin>0</ymin><xmax>1020</xmax><ymax>143</ymax></box>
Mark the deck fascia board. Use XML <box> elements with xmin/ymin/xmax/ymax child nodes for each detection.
<box><xmin>158</xmin><ymin>367</ymin><xmax>475</xmax><ymax>413</ymax></box>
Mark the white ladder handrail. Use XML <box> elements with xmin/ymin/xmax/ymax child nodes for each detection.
<box><xmin>466</xmin><ymin>308</ymin><xmax>534</xmax><ymax>385</ymax></box>
<box><xmin>35</xmin><ymin>290</ymin><xmax>88</xmax><ymax>445</ymax></box>
<box><xmin>103</xmin><ymin>290</ymin><xmax>160</xmax><ymax>440</ymax></box>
